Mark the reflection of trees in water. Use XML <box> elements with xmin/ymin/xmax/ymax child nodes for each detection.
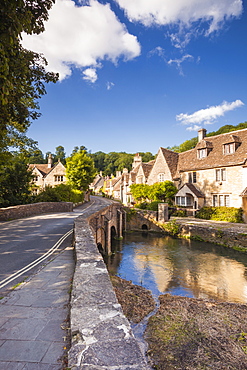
<box><xmin>109</xmin><ymin>233</ymin><xmax>247</xmax><ymax>304</ymax></box>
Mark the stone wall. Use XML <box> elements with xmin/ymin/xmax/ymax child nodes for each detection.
<box><xmin>126</xmin><ymin>209</ymin><xmax>163</xmax><ymax>232</ymax></box>
<box><xmin>175</xmin><ymin>219</ymin><xmax>247</xmax><ymax>251</ymax></box>
<box><xmin>0</xmin><ymin>202</ymin><xmax>73</xmax><ymax>221</ymax></box>
<box><xmin>69</xmin><ymin>207</ymin><xmax>150</xmax><ymax>369</ymax></box>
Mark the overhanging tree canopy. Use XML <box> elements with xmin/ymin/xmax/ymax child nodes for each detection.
<box><xmin>0</xmin><ymin>0</ymin><xmax>58</xmax><ymax>153</ymax></box>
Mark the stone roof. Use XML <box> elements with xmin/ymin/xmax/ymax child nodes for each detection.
<box><xmin>177</xmin><ymin>128</ymin><xmax>247</xmax><ymax>172</ymax></box>
<box><xmin>160</xmin><ymin>147</ymin><xmax>179</xmax><ymax>178</ymax></box>
<box><xmin>141</xmin><ymin>162</ymin><xmax>154</xmax><ymax>178</ymax></box>
<box><xmin>28</xmin><ymin>164</ymin><xmax>52</xmax><ymax>177</ymax></box>
<box><xmin>176</xmin><ymin>183</ymin><xmax>205</xmax><ymax>198</ymax></box>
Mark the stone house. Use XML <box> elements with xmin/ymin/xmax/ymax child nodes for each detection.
<box><xmin>174</xmin><ymin>128</ymin><xmax>247</xmax><ymax>216</ymax></box>
<box><xmin>29</xmin><ymin>154</ymin><xmax>66</xmax><ymax>194</ymax></box>
<box><xmin>90</xmin><ymin>129</ymin><xmax>247</xmax><ymax>219</ymax></box>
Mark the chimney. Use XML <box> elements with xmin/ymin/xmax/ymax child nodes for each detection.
<box><xmin>198</xmin><ymin>128</ymin><xmax>206</xmax><ymax>142</ymax></box>
<box><xmin>48</xmin><ymin>153</ymin><xmax>53</xmax><ymax>168</ymax></box>
<box><xmin>132</xmin><ymin>153</ymin><xmax>142</xmax><ymax>169</ymax></box>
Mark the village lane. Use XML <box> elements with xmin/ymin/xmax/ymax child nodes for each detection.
<box><xmin>0</xmin><ymin>196</ymin><xmax>112</xmax><ymax>295</ymax></box>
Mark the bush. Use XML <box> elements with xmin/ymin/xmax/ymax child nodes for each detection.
<box><xmin>146</xmin><ymin>201</ymin><xmax>160</xmax><ymax>211</ymax></box>
<box><xmin>195</xmin><ymin>206</ymin><xmax>243</xmax><ymax>223</ymax></box>
<box><xmin>34</xmin><ymin>184</ymin><xmax>84</xmax><ymax>203</ymax></box>
<box><xmin>172</xmin><ymin>208</ymin><xmax>187</xmax><ymax>217</ymax></box>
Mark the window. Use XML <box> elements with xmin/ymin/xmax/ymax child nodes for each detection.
<box><xmin>193</xmin><ymin>172</ymin><xmax>197</xmax><ymax>183</ymax></box>
<box><xmin>33</xmin><ymin>176</ymin><xmax>39</xmax><ymax>182</ymax></box>
<box><xmin>212</xmin><ymin>194</ymin><xmax>230</xmax><ymax>207</ymax></box>
<box><xmin>224</xmin><ymin>143</ymin><xmax>235</xmax><ymax>154</ymax></box>
<box><xmin>198</xmin><ymin>148</ymin><xmax>207</xmax><ymax>159</ymax></box>
<box><xmin>176</xmin><ymin>196</ymin><xmax>193</xmax><ymax>207</ymax></box>
<box><xmin>216</xmin><ymin>168</ymin><xmax>226</xmax><ymax>182</ymax></box>
<box><xmin>158</xmin><ymin>173</ymin><xmax>165</xmax><ymax>182</ymax></box>
<box><xmin>188</xmin><ymin>172</ymin><xmax>196</xmax><ymax>183</ymax></box>
<box><xmin>219</xmin><ymin>195</ymin><xmax>224</xmax><ymax>207</ymax></box>
<box><xmin>55</xmin><ymin>175</ymin><xmax>64</xmax><ymax>182</ymax></box>
<box><xmin>213</xmin><ymin>195</ymin><xmax>218</xmax><ymax>207</ymax></box>
<box><xmin>225</xmin><ymin>195</ymin><xmax>230</xmax><ymax>207</ymax></box>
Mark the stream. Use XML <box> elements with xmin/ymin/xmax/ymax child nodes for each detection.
<box><xmin>105</xmin><ymin>232</ymin><xmax>247</xmax><ymax>356</ymax></box>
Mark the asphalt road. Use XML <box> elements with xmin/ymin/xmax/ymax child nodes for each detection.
<box><xmin>0</xmin><ymin>196</ymin><xmax>112</xmax><ymax>295</ymax></box>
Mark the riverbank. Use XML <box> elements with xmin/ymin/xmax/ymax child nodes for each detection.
<box><xmin>111</xmin><ymin>277</ymin><xmax>247</xmax><ymax>370</ymax></box>
<box><xmin>169</xmin><ymin>216</ymin><xmax>247</xmax><ymax>252</ymax></box>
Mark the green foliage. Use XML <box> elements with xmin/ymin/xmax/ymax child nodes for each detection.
<box><xmin>54</xmin><ymin>145</ymin><xmax>66</xmax><ymax>164</ymax></box>
<box><xmin>134</xmin><ymin>201</ymin><xmax>160</xmax><ymax>211</ymax></box>
<box><xmin>0</xmin><ymin>153</ymin><xmax>33</xmax><ymax>207</ymax></box>
<box><xmin>66</xmin><ymin>150</ymin><xmax>96</xmax><ymax>191</ymax></box>
<box><xmin>0</xmin><ymin>0</ymin><xmax>58</xmax><ymax>156</ymax></box>
<box><xmin>146</xmin><ymin>201</ymin><xmax>160</xmax><ymax>211</ymax></box>
<box><xmin>89</xmin><ymin>151</ymin><xmax>155</xmax><ymax>176</ymax></box>
<box><xmin>161</xmin><ymin>220</ymin><xmax>180</xmax><ymax>236</ymax></box>
<box><xmin>131</xmin><ymin>182</ymin><xmax>177</xmax><ymax>205</ymax></box>
<box><xmin>172</xmin><ymin>208</ymin><xmax>187</xmax><ymax>217</ymax></box>
<box><xmin>195</xmin><ymin>207</ymin><xmax>243</xmax><ymax>223</ymax></box>
<box><xmin>34</xmin><ymin>184</ymin><xmax>84</xmax><ymax>203</ymax></box>
<box><xmin>130</xmin><ymin>184</ymin><xmax>150</xmax><ymax>202</ymax></box>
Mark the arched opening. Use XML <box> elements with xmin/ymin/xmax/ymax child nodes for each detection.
<box><xmin>97</xmin><ymin>243</ymin><xmax>104</xmax><ymax>255</ymax></box>
<box><xmin>111</xmin><ymin>226</ymin><xmax>117</xmax><ymax>239</ymax></box>
<box><xmin>141</xmin><ymin>224</ymin><xmax>148</xmax><ymax>230</ymax></box>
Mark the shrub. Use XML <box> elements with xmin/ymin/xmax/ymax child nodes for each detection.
<box><xmin>172</xmin><ymin>208</ymin><xmax>187</xmax><ymax>217</ymax></box>
<box><xmin>195</xmin><ymin>207</ymin><xmax>243</xmax><ymax>223</ymax></box>
<box><xmin>161</xmin><ymin>220</ymin><xmax>180</xmax><ymax>236</ymax></box>
<box><xmin>146</xmin><ymin>201</ymin><xmax>160</xmax><ymax>211</ymax></box>
<box><xmin>34</xmin><ymin>184</ymin><xmax>84</xmax><ymax>203</ymax></box>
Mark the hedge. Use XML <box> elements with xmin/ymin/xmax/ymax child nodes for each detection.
<box><xmin>195</xmin><ymin>206</ymin><xmax>243</xmax><ymax>223</ymax></box>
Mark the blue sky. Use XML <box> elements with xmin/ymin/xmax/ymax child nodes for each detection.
<box><xmin>23</xmin><ymin>0</ymin><xmax>247</xmax><ymax>157</ymax></box>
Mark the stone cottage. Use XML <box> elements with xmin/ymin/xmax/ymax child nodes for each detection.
<box><xmin>29</xmin><ymin>154</ymin><xmax>66</xmax><ymax>194</ymax></box>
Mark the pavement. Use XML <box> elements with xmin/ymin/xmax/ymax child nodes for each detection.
<box><xmin>0</xmin><ymin>245</ymin><xmax>74</xmax><ymax>369</ymax></box>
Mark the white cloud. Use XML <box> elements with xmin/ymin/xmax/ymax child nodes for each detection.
<box><xmin>176</xmin><ymin>100</ymin><xmax>245</xmax><ymax>130</ymax></box>
<box><xmin>106</xmin><ymin>82</ymin><xmax>115</xmax><ymax>90</ymax></box>
<box><xmin>83</xmin><ymin>68</ymin><xmax>98</xmax><ymax>83</ymax></box>
<box><xmin>21</xmin><ymin>0</ymin><xmax>141</xmax><ymax>80</ymax></box>
<box><xmin>148</xmin><ymin>46</ymin><xmax>165</xmax><ymax>58</ymax></box>
<box><xmin>167</xmin><ymin>54</ymin><xmax>194</xmax><ymax>75</ymax></box>
<box><xmin>115</xmin><ymin>0</ymin><xmax>243</xmax><ymax>34</ymax></box>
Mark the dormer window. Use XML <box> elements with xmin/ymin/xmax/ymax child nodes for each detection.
<box><xmin>198</xmin><ymin>148</ymin><xmax>207</xmax><ymax>159</ymax></box>
<box><xmin>196</xmin><ymin>140</ymin><xmax>213</xmax><ymax>159</ymax></box>
<box><xmin>223</xmin><ymin>143</ymin><xmax>235</xmax><ymax>154</ymax></box>
<box><xmin>223</xmin><ymin>135</ymin><xmax>241</xmax><ymax>155</ymax></box>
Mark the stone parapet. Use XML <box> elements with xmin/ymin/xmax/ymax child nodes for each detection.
<box><xmin>0</xmin><ymin>202</ymin><xmax>73</xmax><ymax>221</ymax></box>
<box><xmin>69</xmin><ymin>209</ymin><xmax>150</xmax><ymax>369</ymax></box>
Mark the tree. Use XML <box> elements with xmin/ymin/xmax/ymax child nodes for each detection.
<box><xmin>130</xmin><ymin>184</ymin><xmax>150</xmax><ymax>202</ymax></box>
<box><xmin>54</xmin><ymin>145</ymin><xmax>66</xmax><ymax>164</ymax></box>
<box><xmin>0</xmin><ymin>0</ymin><xmax>58</xmax><ymax>156</ymax></box>
<box><xmin>0</xmin><ymin>153</ymin><xmax>33</xmax><ymax>207</ymax></box>
<box><xmin>148</xmin><ymin>181</ymin><xmax>178</xmax><ymax>204</ymax></box>
<box><xmin>66</xmin><ymin>150</ymin><xmax>96</xmax><ymax>191</ymax></box>
<box><xmin>25</xmin><ymin>147</ymin><xmax>45</xmax><ymax>164</ymax></box>
<box><xmin>130</xmin><ymin>181</ymin><xmax>177</xmax><ymax>205</ymax></box>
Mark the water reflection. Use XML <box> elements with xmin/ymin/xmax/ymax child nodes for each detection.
<box><xmin>106</xmin><ymin>232</ymin><xmax>247</xmax><ymax>303</ymax></box>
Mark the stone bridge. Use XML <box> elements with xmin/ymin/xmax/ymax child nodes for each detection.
<box><xmin>87</xmin><ymin>202</ymin><xmax>126</xmax><ymax>254</ymax></box>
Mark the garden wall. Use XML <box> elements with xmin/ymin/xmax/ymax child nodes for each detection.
<box><xmin>0</xmin><ymin>202</ymin><xmax>73</xmax><ymax>221</ymax></box>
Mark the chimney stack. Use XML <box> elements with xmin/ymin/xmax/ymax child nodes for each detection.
<box><xmin>198</xmin><ymin>128</ymin><xmax>206</xmax><ymax>142</ymax></box>
<box><xmin>48</xmin><ymin>154</ymin><xmax>53</xmax><ymax>168</ymax></box>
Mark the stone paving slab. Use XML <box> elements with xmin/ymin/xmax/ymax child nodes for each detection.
<box><xmin>0</xmin><ymin>246</ymin><xmax>74</xmax><ymax>369</ymax></box>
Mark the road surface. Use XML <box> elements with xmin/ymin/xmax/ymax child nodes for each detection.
<box><xmin>0</xmin><ymin>196</ymin><xmax>112</xmax><ymax>295</ymax></box>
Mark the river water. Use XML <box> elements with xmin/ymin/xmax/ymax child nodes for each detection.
<box><xmin>106</xmin><ymin>232</ymin><xmax>247</xmax><ymax>304</ymax></box>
